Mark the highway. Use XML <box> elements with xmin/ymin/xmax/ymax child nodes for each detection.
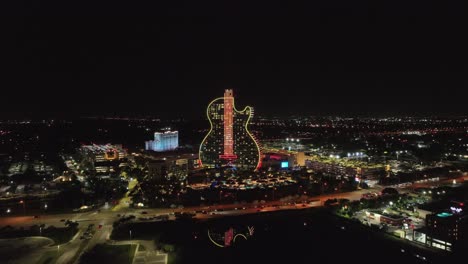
<box><xmin>0</xmin><ymin>186</ymin><xmax>379</xmax><ymax>264</ymax></box>
<box><xmin>0</xmin><ymin>175</ymin><xmax>465</xmax><ymax>264</ymax></box>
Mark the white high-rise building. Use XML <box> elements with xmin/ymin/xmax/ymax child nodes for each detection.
<box><xmin>145</xmin><ymin>130</ymin><xmax>179</xmax><ymax>152</ymax></box>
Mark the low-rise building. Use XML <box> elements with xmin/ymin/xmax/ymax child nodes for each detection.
<box><xmin>80</xmin><ymin>144</ymin><xmax>127</xmax><ymax>173</ymax></box>
<box><xmin>145</xmin><ymin>153</ymin><xmax>200</xmax><ymax>183</ymax></box>
<box><xmin>410</xmin><ymin>202</ymin><xmax>468</xmax><ymax>252</ymax></box>
<box><xmin>365</xmin><ymin>210</ymin><xmax>405</xmax><ymax>226</ymax></box>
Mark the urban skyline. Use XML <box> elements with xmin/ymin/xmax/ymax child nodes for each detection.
<box><xmin>1</xmin><ymin>1</ymin><xmax>467</xmax><ymax>264</ymax></box>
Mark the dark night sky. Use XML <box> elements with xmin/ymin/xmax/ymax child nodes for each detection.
<box><xmin>1</xmin><ymin>1</ymin><xmax>467</xmax><ymax>119</ymax></box>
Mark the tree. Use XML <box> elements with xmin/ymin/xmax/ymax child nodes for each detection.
<box><xmin>381</xmin><ymin>187</ymin><xmax>398</xmax><ymax>196</ymax></box>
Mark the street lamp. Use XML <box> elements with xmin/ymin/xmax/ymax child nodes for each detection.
<box><xmin>19</xmin><ymin>200</ymin><xmax>25</xmax><ymax>215</ymax></box>
<box><xmin>6</xmin><ymin>208</ymin><xmax>11</xmax><ymax>214</ymax></box>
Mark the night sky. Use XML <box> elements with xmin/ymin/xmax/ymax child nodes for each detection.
<box><xmin>1</xmin><ymin>1</ymin><xmax>466</xmax><ymax>118</ymax></box>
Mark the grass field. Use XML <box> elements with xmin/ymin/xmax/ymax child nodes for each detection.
<box><xmin>79</xmin><ymin>244</ymin><xmax>137</xmax><ymax>264</ymax></box>
<box><xmin>0</xmin><ymin>225</ymin><xmax>78</xmax><ymax>245</ymax></box>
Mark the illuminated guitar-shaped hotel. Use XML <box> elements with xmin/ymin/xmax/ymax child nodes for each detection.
<box><xmin>199</xmin><ymin>89</ymin><xmax>261</xmax><ymax>170</ymax></box>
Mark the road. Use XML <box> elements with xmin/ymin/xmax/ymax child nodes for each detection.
<box><xmin>0</xmin><ymin>175</ymin><xmax>464</xmax><ymax>264</ymax></box>
<box><xmin>0</xmin><ymin>186</ymin><xmax>379</xmax><ymax>264</ymax></box>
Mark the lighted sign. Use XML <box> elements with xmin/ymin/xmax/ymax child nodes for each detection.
<box><xmin>281</xmin><ymin>161</ymin><xmax>289</xmax><ymax>168</ymax></box>
<box><xmin>437</xmin><ymin>212</ymin><xmax>453</xmax><ymax>218</ymax></box>
<box><xmin>104</xmin><ymin>150</ymin><xmax>118</xmax><ymax>160</ymax></box>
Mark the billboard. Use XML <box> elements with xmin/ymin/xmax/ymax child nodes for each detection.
<box><xmin>281</xmin><ymin>161</ymin><xmax>289</xmax><ymax>168</ymax></box>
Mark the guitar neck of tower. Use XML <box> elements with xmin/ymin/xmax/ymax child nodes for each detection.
<box><xmin>222</xmin><ymin>89</ymin><xmax>237</xmax><ymax>160</ymax></box>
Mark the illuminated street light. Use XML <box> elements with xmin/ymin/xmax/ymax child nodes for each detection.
<box><xmin>389</xmin><ymin>201</ymin><xmax>393</xmax><ymax>206</ymax></box>
<box><xmin>6</xmin><ymin>208</ymin><xmax>11</xmax><ymax>213</ymax></box>
<box><xmin>19</xmin><ymin>200</ymin><xmax>26</xmax><ymax>215</ymax></box>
